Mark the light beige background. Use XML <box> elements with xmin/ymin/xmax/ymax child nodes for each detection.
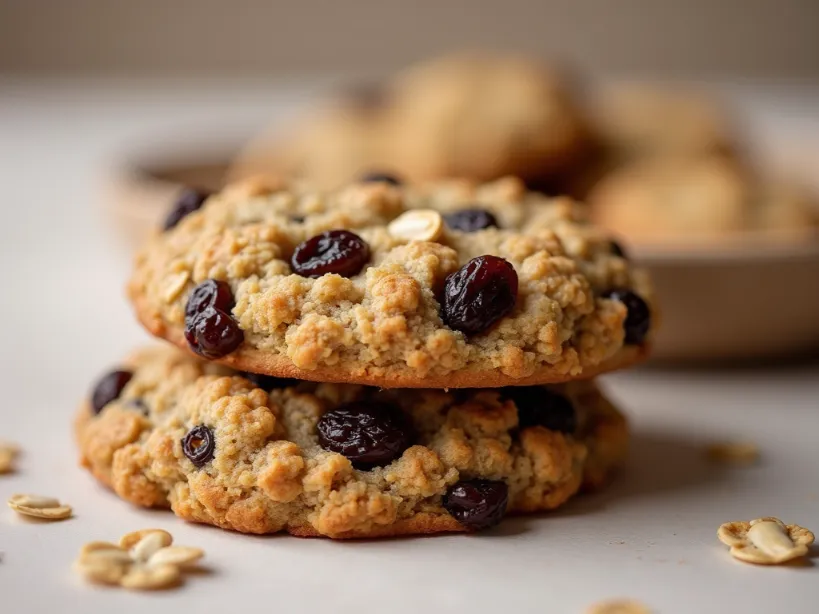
<box><xmin>1</xmin><ymin>0</ymin><xmax>818</xmax><ymax>79</ymax></box>
<box><xmin>2</xmin><ymin>80</ymin><xmax>819</xmax><ymax>614</ymax></box>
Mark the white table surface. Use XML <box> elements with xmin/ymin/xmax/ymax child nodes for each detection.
<box><xmin>1</xmin><ymin>78</ymin><xmax>818</xmax><ymax>614</ymax></box>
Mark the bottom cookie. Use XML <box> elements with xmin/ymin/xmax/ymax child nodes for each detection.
<box><xmin>76</xmin><ymin>346</ymin><xmax>628</xmax><ymax>539</ymax></box>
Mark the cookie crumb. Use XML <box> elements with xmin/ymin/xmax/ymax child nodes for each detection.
<box><xmin>7</xmin><ymin>494</ymin><xmax>73</xmax><ymax>520</ymax></box>
<box><xmin>586</xmin><ymin>599</ymin><xmax>652</xmax><ymax>614</ymax></box>
<box><xmin>706</xmin><ymin>441</ymin><xmax>759</xmax><ymax>465</ymax></box>
<box><xmin>75</xmin><ymin>529</ymin><xmax>204</xmax><ymax>590</ymax></box>
<box><xmin>718</xmin><ymin>517</ymin><xmax>815</xmax><ymax>565</ymax></box>
<box><xmin>0</xmin><ymin>442</ymin><xmax>19</xmax><ymax>474</ymax></box>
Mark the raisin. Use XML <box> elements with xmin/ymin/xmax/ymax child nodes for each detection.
<box><xmin>504</xmin><ymin>387</ymin><xmax>577</xmax><ymax>433</ymax></box>
<box><xmin>316</xmin><ymin>402</ymin><xmax>411</xmax><ymax>469</ymax></box>
<box><xmin>443</xmin><ymin>208</ymin><xmax>499</xmax><ymax>232</ymax></box>
<box><xmin>358</xmin><ymin>172</ymin><xmax>401</xmax><ymax>186</ymax></box>
<box><xmin>241</xmin><ymin>371</ymin><xmax>299</xmax><ymax>390</ymax></box>
<box><xmin>601</xmin><ymin>289</ymin><xmax>651</xmax><ymax>345</ymax></box>
<box><xmin>163</xmin><ymin>188</ymin><xmax>210</xmax><ymax>231</ymax></box>
<box><xmin>442</xmin><ymin>255</ymin><xmax>518</xmax><ymax>334</ymax></box>
<box><xmin>443</xmin><ymin>479</ymin><xmax>509</xmax><ymax>531</ymax></box>
<box><xmin>181</xmin><ymin>425</ymin><xmax>215</xmax><ymax>467</ymax></box>
<box><xmin>609</xmin><ymin>240</ymin><xmax>628</xmax><ymax>259</ymax></box>
<box><xmin>184</xmin><ymin>281</ymin><xmax>243</xmax><ymax>358</ymax></box>
<box><xmin>291</xmin><ymin>230</ymin><xmax>370</xmax><ymax>278</ymax></box>
<box><xmin>523</xmin><ymin>175</ymin><xmax>564</xmax><ymax>196</ymax></box>
<box><xmin>185</xmin><ymin>280</ymin><xmax>235</xmax><ymax>321</ymax></box>
<box><xmin>91</xmin><ymin>370</ymin><xmax>133</xmax><ymax>414</ymax></box>
<box><xmin>184</xmin><ymin>306</ymin><xmax>244</xmax><ymax>359</ymax></box>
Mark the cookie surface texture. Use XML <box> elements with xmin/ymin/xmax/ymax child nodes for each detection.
<box><xmin>76</xmin><ymin>347</ymin><xmax>628</xmax><ymax>539</ymax></box>
<box><xmin>130</xmin><ymin>177</ymin><xmax>654</xmax><ymax>388</ymax></box>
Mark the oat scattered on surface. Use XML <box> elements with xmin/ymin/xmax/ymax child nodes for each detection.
<box><xmin>0</xmin><ymin>442</ymin><xmax>19</xmax><ymax>474</ymax></box>
<box><xmin>706</xmin><ymin>442</ymin><xmax>759</xmax><ymax>466</ymax></box>
<box><xmin>387</xmin><ymin>209</ymin><xmax>443</xmax><ymax>242</ymax></box>
<box><xmin>7</xmin><ymin>494</ymin><xmax>73</xmax><ymax>520</ymax></box>
<box><xmin>718</xmin><ymin>517</ymin><xmax>815</xmax><ymax>565</ymax></box>
<box><xmin>119</xmin><ymin>528</ymin><xmax>173</xmax><ymax>550</ymax></box>
<box><xmin>586</xmin><ymin>599</ymin><xmax>652</xmax><ymax>614</ymax></box>
<box><xmin>75</xmin><ymin>528</ymin><xmax>204</xmax><ymax>590</ymax></box>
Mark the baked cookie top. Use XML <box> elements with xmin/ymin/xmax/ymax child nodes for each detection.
<box><xmin>230</xmin><ymin>52</ymin><xmax>589</xmax><ymax>190</ymax></box>
<box><xmin>76</xmin><ymin>346</ymin><xmax>628</xmax><ymax>538</ymax></box>
<box><xmin>130</xmin><ymin>176</ymin><xmax>655</xmax><ymax>387</ymax></box>
<box><xmin>590</xmin><ymin>156</ymin><xmax>818</xmax><ymax>244</ymax></box>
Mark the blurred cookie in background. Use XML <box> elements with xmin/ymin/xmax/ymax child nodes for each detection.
<box><xmin>591</xmin><ymin>83</ymin><xmax>737</xmax><ymax>163</ymax></box>
<box><xmin>380</xmin><ymin>52</ymin><xmax>591</xmax><ymax>187</ymax></box>
<box><xmin>231</xmin><ymin>91</ymin><xmax>389</xmax><ymax>190</ymax></box>
<box><xmin>230</xmin><ymin>52</ymin><xmax>591</xmax><ymax>190</ymax></box>
<box><xmin>563</xmin><ymin>83</ymin><xmax>741</xmax><ymax>198</ymax></box>
<box><xmin>589</xmin><ymin>155</ymin><xmax>818</xmax><ymax>246</ymax></box>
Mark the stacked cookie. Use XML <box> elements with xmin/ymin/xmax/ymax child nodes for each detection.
<box><xmin>231</xmin><ymin>52</ymin><xmax>591</xmax><ymax>193</ymax></box>
<box><xmin>77</xmin><ymin>175</ymin><xmax>655</xmax><ymax>538</ymax></box>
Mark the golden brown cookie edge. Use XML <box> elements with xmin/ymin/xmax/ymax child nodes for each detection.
<box><xmin>286</xmin><ymin>513</ymin><xmax>465</xmax><ymax>539</ymax></box>
<box><xmin>131</xmin><ymin>292</ymin><xmax>648</xmax><ymax>388</ymax></box>
<box><xmin>74</xmin><ymin>399</ymin><xmax>627</xmax><ymax>538</ymax></box>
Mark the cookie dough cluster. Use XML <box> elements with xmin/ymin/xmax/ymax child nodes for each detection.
<box><xmin>78</xmin><ymin>161</ymin><xmax>658</xmax><ymax>537</ymax></box>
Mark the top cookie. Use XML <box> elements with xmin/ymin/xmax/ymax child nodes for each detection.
<box><xmin>230</xmin><ymin>53</ymin><xmax>590</xmax><ymax>190</ymax></box>
<box><xmin>130</xmin><ymin>176</ymin><xmax>654</xmax><ymax>388</ymax></box>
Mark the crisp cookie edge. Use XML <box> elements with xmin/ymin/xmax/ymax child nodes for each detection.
<box><xmin>131</xmin><ymin>291</ymin><xmax>648</xmax><ymax>388</ymax></box>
